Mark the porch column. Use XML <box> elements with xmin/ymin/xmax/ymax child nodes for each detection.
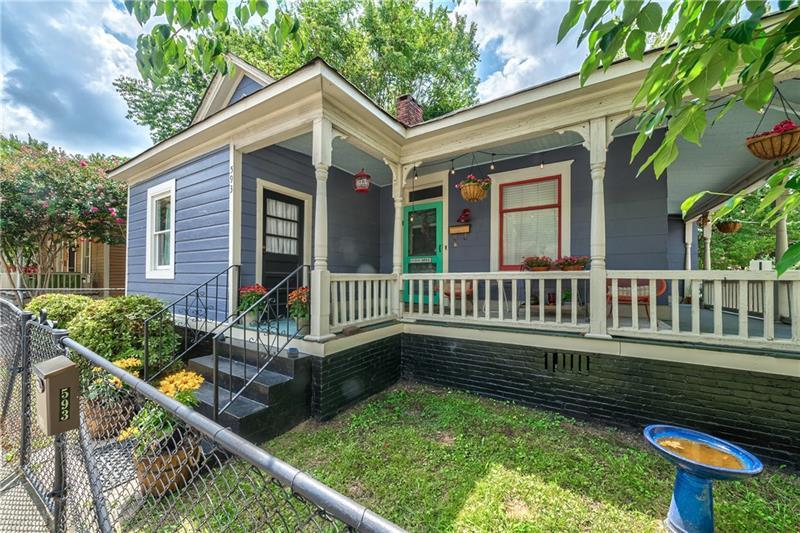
<box><xmin>702</xmin><ymin>216</ymin><xmax>712</xmax><ymax>270</ymax></box>
<box><xmin>103</xmin><ymin>243</ymin><xmax>110</xmax><ymax>297</ymax></box>
<box><xmin>588</xmin><ymin>117</ymin><xmax>610</xmax><ymax>338</ymax></box>
<box><xmin>391</xmin><ymin>169</ymin><xmax>404</xmax><ymax>317</ymax></box>
<box><xmin>308</xmin><ymin>118</ymin><xmax>334</xmax><ymax>341</ymax></box>
<box><xmin>776</xmin><ymin>194</ymin><xmax>790</xmax><ymax>320</ymax></box>
<box><xmin>683</xmin><ymin>219</ymin><xmax>694</xmax><ymax>299</ymax></box>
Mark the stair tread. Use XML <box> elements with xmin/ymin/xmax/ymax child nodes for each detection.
<box><xmin>190</xmin><ymin>355</ymin><xmax>293</xmax><ymax>386</ymax></box>
<box><xmin>194</xmin><ymin>381</ymin><xmax>267</xmax><ymax>419</ymax></box>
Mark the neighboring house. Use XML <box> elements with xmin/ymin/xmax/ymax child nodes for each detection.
<box><xmin>0</xmin><ymin>240</ymin><xmax>126</xmax><ymax>294</ymax></box>
<box><xmin>111</xmin><ymin>54</ymin><xmax>800</xmax><ymax>464</ymax></box>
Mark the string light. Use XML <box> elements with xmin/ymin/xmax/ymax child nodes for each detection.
<box><xmin>414</xmin><ymin>166</ymin><xmax>419</xmax><ymax>180</ymax></box>
<box><xmin>449</xmin><ymin>160</ymin><xmax>455</xmax><ymax>175</ymax></box>
<box><xmin>539</xmin><ymin>159</ymin><xmax>544</xmax><ymax>169</ymax></box>
<box><xmin>490</xmin><ymin>153</ymin><xmax>495</xmax><ymax>171</ymax></box>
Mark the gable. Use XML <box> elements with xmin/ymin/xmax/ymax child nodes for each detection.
<box><xmin>191</xmin><ymin>55</ymin><xmax>275</xmax><ymax>125</ymax></box>
<box><xmin>228</xmin><ymin>75</ymin><xmax>264</xmax><ymax>106</ymax></box>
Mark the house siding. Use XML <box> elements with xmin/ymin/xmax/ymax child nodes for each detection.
<box><xmin>240</xmin><ymin>145</ymin><xmax>383</xmax><ymax>286</ymax></box>
<box><xmin>228</xmin><ymin>75</ymin><xmax>263</xmax><ymax>106</ymax></box>
<box><xmin>127</xmin><ymin>147</ymin><xmax>230</xmax><ymax>319</ymax></box>
<box><xmin>446</xmin><ymin>131</ymin><xmax>670</xmax><ymax>272</ymax></box>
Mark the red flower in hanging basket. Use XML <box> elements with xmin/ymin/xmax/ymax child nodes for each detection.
<box><xmin>353</xmin><ymin>168</ymin><xmax>372</xmax><ymax>193</ymax></box>
<box><xmin>746</xmin><ymin>120</ymin><xmax>800</xmax><ymax>160</ymax></box>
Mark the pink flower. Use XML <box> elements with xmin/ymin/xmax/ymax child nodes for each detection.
<box><xmin>41</xmin><ymin>201</ymin><xmax>49</xmax><ymax>209</ymax></box>
<box><xmin>79</xmin><ymin>160</ymin><xmax>88</xmax><ymax>167</ymax></box>
<box><xmin>108</xmin><ymin>207</ymin><xmax>117</xmax><ymax>215</ymax></box>
<box><xmin>115</xmin><ymin>217</ymin><xmax>125</xmax><ymax>224</ymax></box>
<box><xmin>90</xmin><ymin>206</ymin><xmax>99</xmax><ymax>213</ymax></box>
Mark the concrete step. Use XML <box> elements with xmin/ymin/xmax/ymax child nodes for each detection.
<box><xmin>188</xmin><ymin>355</ymin><xmax>291</xmax><ymax>404</ymax></box>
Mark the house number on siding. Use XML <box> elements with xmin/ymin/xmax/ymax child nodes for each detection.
<box><xmin>59</xmin><ymin>387</ymin><xmax>70</xmax><ymax>421</ymax></box>
<box><xmin>229</xmin><ymin>164</ymin><xmax>234</xmax><ymax>194</ymax></box>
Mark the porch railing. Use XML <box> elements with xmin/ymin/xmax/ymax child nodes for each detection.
<box><xmin>607</xmin><ymin>270</ymin><xmax>800</xmax><ymax>350</ymax></box>
<box><xmin>402</xmin><ymin>271</ymin><xmax>591</xmax><ymax>333</ymax></box>
<box><xmin>22</xmin><ymin>271</ymin><xmax>92</xmax><ymax>289</ymax></box>
<box><xmin>330</xmin><ymin>273</ymin><xmax>397</xmax><ymax>331</ymax></box>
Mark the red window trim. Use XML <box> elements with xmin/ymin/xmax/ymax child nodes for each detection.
<box><xmin>498</xmin><ymin>174</ymin><xmax>562</xmax><ymax>271</ymax></box>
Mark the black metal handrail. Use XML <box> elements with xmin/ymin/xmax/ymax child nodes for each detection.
<box><xmin>143</xmin><ymin>265</ymin><xmax>240</xmax><ymax>382</ymax></box>
<box><xmin>212</xmin><ymin>264</ymin><xmax>310</xmax><ymax>419</ymax></box>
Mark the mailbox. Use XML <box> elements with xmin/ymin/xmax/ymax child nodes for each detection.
<box><xmin>33</xmin><ymin>355</ymin><xmax>80</xmax><ymax>435</ymax></box>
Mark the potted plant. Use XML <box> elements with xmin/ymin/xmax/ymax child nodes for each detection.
<box><xmin>82</xmin><ymin>357</ymin><xmax>141</xmax><ymax>440</ymax></box>
<box><xmin>554</xmin><ymin>256</ymin><xmax>590</xmax><ymax>271</ymax></box>
<box><xmin>521</xmin><ymin>256</ymin><xmax>552</xmax><ymax>271</ymax></box>
<box><xmin>288</xmin><ymin>286</ymin><xmax>310</xmax><ymax>331</ymax></box>
<box><xmin>746</xmin><ymin>119</ymin><xmax>800</xmax><ymax>160</ymax></box>
<box><xmin>119</xmin><ymin>369</ymin><xmax>204</xmax><ymax>497</ymax></box>
<box><xmin>238</xmin><ymin>284</ymin><xmax>268</xmax><ymax>324</ymax></box>
<box><xmin>455</xmin><ymin>174</ymin><xmax>491</xmax><ymax>202</ymax></box>
<box><xmin>715</xmin><ymin>218</ymin><xmax>742</xmax><ymax>234</ymax></box>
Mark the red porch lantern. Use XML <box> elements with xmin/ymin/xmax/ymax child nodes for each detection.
<box><xmin>353</xmin><ymin>168</ymin><xmax>372</xmax><ymax>193</ymax></box>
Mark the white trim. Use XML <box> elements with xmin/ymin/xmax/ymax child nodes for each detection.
<box><xmin>145</xmin><ymin>179</ymin><xmax>176</xmax><ymax>280</ymax></box>
<box><xmin>489</xmin><ymin>160</ymin><xmax>573</xmax><ymax>271</ymax></box>
<box><xmin>404</xmin><ymin>171</ymin><xmax>449</xmax><ymax>273</ymax></box>
<box><xmin>229</xmin><ymin>146</ymin><xmax>242</xmax><ymax>307</ymax></box>
<box><xmin>125</xmin><ymin>186</ymin><xmax>130</xmax><ymax>294</ymax></box>
<box><xmin>80</xmin><ymin>240</ymin><xmax>92</xmax><ymax>275</ymax></box>
<box><xmin>254</xmin><ymin>179</ymin><xmax>313</xmax><ymax>285</ymax></box>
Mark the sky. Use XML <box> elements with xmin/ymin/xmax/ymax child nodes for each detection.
<box><xmin>0</xmin><ymin>0</ymin><xmax>586</xmax><ymax>158</ymax></box>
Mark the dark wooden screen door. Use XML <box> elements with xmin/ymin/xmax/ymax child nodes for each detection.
<box><xmin>262</xmin><ymin>189</ymin><xmax>304</xmax><ymax>289</ymax></box>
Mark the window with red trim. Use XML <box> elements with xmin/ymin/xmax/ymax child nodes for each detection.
<box><xmin>499</xmin><ymin>175</ymin><xmax>561</xmax><ymax>270</ymax></box>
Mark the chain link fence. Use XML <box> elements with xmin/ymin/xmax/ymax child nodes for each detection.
<box><xmin>0</xmin><ymin>298</ymin><xmax>402</xmax><ymax>532</ymax></box>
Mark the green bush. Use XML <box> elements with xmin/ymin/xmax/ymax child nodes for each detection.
<box><xmin>25</xmin><ymin>294</ymin><xmax>92</xmax><ymax>328</ymax></box>
<box><xmin>68</xmin><ymin>295</ymin><xmax>177</xmax><ymax>370</ymax></box>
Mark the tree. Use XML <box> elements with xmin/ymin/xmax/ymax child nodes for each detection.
<box><xmin>113</xmin><ymin>68</ymin><xmax>210</xmax><ymax>144</ymax></box>
<box><xmin>559</xmin><ymin>1</ymin><xmax>800</xmax><ymax>274</ymax></box>
<box><xmin>0</xmin><ymin>136</ymin><xmax>127</xmax><ymax>298</ymax></box>
<box><xmin>118</xmin><ymin>0</ymin><xmax>479</xmax><ymax>141</ymax></box>
<box><xmin>704</xmin><ymin>194</ymin><xmax>800</xmax><ymax>270</ymax></box>
<box><xmin>122</xmin><ymin>0</ymin><xmax>301</xmax><ymax>83</ymax></box>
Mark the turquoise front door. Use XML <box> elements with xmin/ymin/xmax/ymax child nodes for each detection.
<box><xmin>403</xmin><ymin>202</ymin><xmax>443</xmax><ymax>304</ymax></box>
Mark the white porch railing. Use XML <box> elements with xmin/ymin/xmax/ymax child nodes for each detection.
<box><xmin>320</xmin><ymin>269</ymin><xmax>799</xmax><ymax>352</ymax></box>
<box><xmin>402</xmin><ymin>271</ymin><xmax>591</xmax><ymax>333</ymax></box>
<box><xmin>607</xmin><ymin>270</ymin><xmax>800</xmax><ymax>350</ymax></box>
<box><xmin>329</xmin><ymin>273</ymin><xmax>397</xmax><ymax>331</ymax></box>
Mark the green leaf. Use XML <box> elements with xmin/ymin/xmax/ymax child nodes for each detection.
<box><xmin>212</xmin><ymin>0</ymin><xmax>227</xmax><ymax>22</ymax></box>
<box><xmin>742</xmin><ymin>72</ymin><xmax>774</xmax><ymax>109</ymax></box>
<box><xmin>636</xmin><ymin>2</ymin><xmax>662</xmax><ymax>32</ymax></box>
<box><xmin>176</xmin><ymin>0</ymin><xmax>192</xmax><ymax>26</ymax></box>
<box><xmin>680</xmin><ymin>190</ymin><xmax>711</xmax><ymax>217</ymax></box>
<box><xmin>625</xmin><ymin>29</ymin><xmax>646</xmax><ymax>60</ymax></box>
<box><xmin>579</xmin><ymin>54</ymin><xmax>599</xmax><ymax>85</ymax></box>
<box><xmin>254</xmin><ymin>0</ymin><xmax>268</xmax><ymax>17</ymax></box>
<box><xmin>652</xmin><ymin>140</ymin><xmax>679</xmax><ymax>178</ymax></box>
<box><xmin>776</xmin><ymin>242</ymin><xmax>800</xmax><ymax>275</ymax></box>
<box><xmin>682</xmin><ymin>107</ymin><xmax>706</xmax><ymax>145</ymax></box>
<box><xmin>622</xmin><ymin>0</ymin><xmax>643</xmax><ymax>24</ymax></box>
<box><xmin>756</xmin><ymin>184</ymin><xmax>786</xmax><ymax>213</ymax></box>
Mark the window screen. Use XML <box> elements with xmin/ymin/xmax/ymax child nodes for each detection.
<box><xmin>499</xmin><ymin>176</ymin><xmax>561</xmax><ymax>269</ymax></box>
<box><xmin>265</xmin><ymin>198</ymin><xmax>300</xmax><ymax>256</ymax></box>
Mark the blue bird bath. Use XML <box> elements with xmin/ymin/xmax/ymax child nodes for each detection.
<box><xmin>644</xmin><ymin>425</ymin><xmax>763</xmax><ymax>533</ymax></box>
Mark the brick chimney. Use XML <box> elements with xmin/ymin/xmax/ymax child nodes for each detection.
<box><xmin>396</xmin><ymin>94</ymin><xmax>423</xmax><ymax>126</ymax></box>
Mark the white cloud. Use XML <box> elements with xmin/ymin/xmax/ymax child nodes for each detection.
<box><xmin>456</xmin><ymin>0</ymin><xmax>587</xmax><ymax>102</ymax></box>
<box><xmin>0</xmin><ymin>0</ymin><xmax>151</xmax><ymax>156</ymax></box>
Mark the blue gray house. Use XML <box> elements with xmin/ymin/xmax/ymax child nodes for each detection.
<box><xmin>111</xmin><ymin>54</ymin><xmax>800</xmax><ymax>464</ymax></box>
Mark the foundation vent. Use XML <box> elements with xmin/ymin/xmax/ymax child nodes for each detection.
<box><xmin>544</xmin><ymin>352</ymin><xmax>590</xmax><ymax>375</ymax></box>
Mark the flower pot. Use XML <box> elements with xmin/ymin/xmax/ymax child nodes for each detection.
<box><xmin>716</xmin><ymin>221</ymin><xmax>742</xmax><ymax>234</ymax></box>
<box><xmin>82</xmin><ymin>397</ymin><xmax>136</xmax><ymax>440</ymax></box>
<box><xmin>746</xmin><ymin>129</ymin><xmax>800</xmax><ymax>160</ymax></box>
<box><xmin>459</xmin><ymin>182</ymin><xmax>487</xmax><ymax>202</ymax></box>
<box><xmin>295</xmin><ymin>316</ymin><xmax>309</xmax><ymax>332</ymax></box>
<box><xmin>560</xmin><ymin>265</ymin><xmax>586</xmax><ymax>271</ymax></box>
<box><xmin>134</xmin><ymin>438</ymin><xmax>200</xmax><ymax>497</ymax></box>
<box><xmin>529</xmin><ymin>266</ymin><xmax>550</xmax><ymax>272</ymax></box>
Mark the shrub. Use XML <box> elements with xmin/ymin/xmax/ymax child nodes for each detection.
<box><xmin>68</xmin><ymin>295</ymin><xmax>177</xmax><ymax>369</ymax></box>
<box><xmin>25</xmin><ymin>293</ymin><xmax>92</xmax><ymax>328</ymax></box>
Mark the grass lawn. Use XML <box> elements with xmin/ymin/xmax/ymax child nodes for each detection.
<box><xmin>265</xmin><ymin>382</ymin><xmax>800</xmax><ymax>532</ymax></box>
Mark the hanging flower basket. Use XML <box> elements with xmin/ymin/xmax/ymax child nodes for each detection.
<box><xmin>746</xmin><ymin>120</ymin><xmax>800</xmax><ymax>160</ymax></box>
<box><xmin>522</xmin><ymin>256</ymin><xmax>552</xmax><ymax>271</ymax></box>
<box><xmin>554</xmin><ymin>256</ymin><xmax>590</xmax><ymax>271</ymax></box>
<box><xmin>456</xmin><ymin>174</ymin><xmax>490</xmax><ymax>202</ymax></box>
<box><xmin>716</xmin><ymin>220</ymin><xmax>742</xmax><ymax>234</ymax></box>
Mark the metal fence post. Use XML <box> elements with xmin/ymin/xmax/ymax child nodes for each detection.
<box><xmin>18</xmin><ymin>311</ymin><xmax>32</xmax><ymax>467</ymax></box>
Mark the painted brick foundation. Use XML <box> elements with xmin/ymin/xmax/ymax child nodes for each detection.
<box><xmin>312</xmin><ymin>335</ymin><xmax>401</xmax><ymax>420</ymax></box>
<box><xmin>310</xmin><ymin>333</ymin><xmax>799</xmax><ymax>466</ymax></box>
<box><xmin>400</xmin><ymin>334</ymin><xmax>800</xmax><ymax>466</ymax></box>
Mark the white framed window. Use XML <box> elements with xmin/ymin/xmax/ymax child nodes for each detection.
<box><xmin>145</xmin><ymin>179</ymin><xmax>176</xmax><ymax>279</ymax></box>
<box><xmin>490</xmin><ymin>161</ymin><xmax>572</xmax><ymax>271</ymax></box>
